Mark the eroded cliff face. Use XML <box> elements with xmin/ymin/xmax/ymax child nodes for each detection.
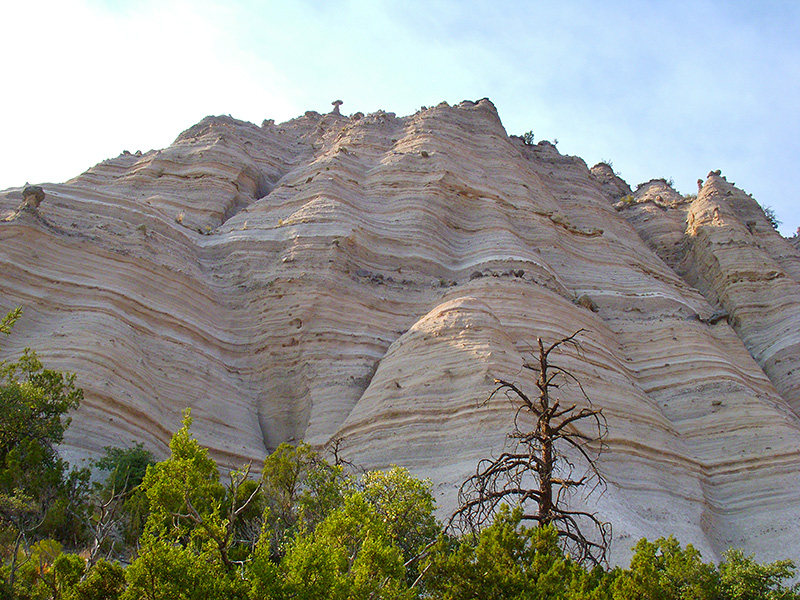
<box><xmin>2</xmin><ymin>99</ymin><xmax>799</xmax><ymax>565</ymax></box>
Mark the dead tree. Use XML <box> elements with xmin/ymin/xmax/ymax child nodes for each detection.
<box><xmin>451</xmin><ymin>331</ymin><xmax>611</xmax><ymax>566</ymax></box>
<box><xmin>85</xmin><ymin>484</ymin><xmax>126</xmax><ymax>567</ymax></box>
<box><xmin>179</xmin><ymin>463</ymin><xmax>263</xmax><ymax>573</ymax></box>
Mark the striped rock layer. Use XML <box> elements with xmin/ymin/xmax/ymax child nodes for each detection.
<box><xmin>2</xmin><ymin>99</ymin><xmax>799</xmax><ymax>564</ymax></box>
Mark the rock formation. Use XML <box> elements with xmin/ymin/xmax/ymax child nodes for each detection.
<box><xmin>22</xmin><ymin>185</ymin><xmax>45</xmax><ymax>209</ymax></box>
<box><xmin>1</xmin><ymin>99</ymin><xmax>799</xmax><ymax>566</ymax></box>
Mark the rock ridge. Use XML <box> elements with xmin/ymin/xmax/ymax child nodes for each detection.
<box><xmin>2</xmin><ymin>99</ymin><xmax>800</xmax><ymax>565</ymax></box>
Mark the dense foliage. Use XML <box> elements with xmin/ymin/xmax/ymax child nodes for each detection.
<box><xmin>0</xmin><ymin>308</ymin><xmax>89</xmax><ymax>600</ymax></box>
<box><xmin>1</xmin><ymin>308</ymin><xmax>799</xmax><ymax>599</ymax></box>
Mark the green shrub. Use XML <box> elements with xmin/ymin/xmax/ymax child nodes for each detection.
<box><xmin>72</xmin><ymin>559</ymin><xmax>126</xmax><ymax>599</ymax></box>
<box><xmin>522</xmin><ymin>130</ymin><xmax>535</xmax><ymax>145</ymax></box>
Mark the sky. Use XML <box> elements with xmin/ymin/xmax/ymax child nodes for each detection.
<box><xmin>1</xmin><ymin>0</ymin><xmax>797</xmax><ymax>236</ymax></box>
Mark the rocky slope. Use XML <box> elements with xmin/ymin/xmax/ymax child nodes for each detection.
<box><xmin>2</xmin><ymin>99</ymin><xmax>799</xmax><ymax>565</ymax></box>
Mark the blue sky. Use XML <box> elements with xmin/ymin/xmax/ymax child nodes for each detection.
<box><xmin>1</xmin><ymin>0</ymin><xmax>797</xmax><ymax>235</ymax></box>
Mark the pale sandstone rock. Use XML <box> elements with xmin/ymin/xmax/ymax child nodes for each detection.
<box><xmin>590</xmin><ymin>162</ymin><xmax>631</xmax><ymax>200</ymax></box>
<box><xmin>1</xmin><ymin>99</ymin><xmax>800</xmax><ymax>566</ymax></box>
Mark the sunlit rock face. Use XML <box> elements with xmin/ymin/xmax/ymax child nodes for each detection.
<box><xmin>2</xmin><ymin>99</ymin><xmax>800</xmax><ymax>566</ymax></box>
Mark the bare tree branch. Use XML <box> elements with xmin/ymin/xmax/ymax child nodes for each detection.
<box><xmin>451</xmin><ymin>331</ymin><xmax>611</xmax><ymax>566</ymax></box>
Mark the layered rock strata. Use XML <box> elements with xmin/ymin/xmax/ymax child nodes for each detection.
<box><xmin>2</xmin><ymin>100</ymin><xmax>799</xmax><ymax>565</ymax></box>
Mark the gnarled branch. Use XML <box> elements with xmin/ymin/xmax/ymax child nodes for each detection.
<box><xmin>451</xmin><ymin>331</ymin><xmax>611</xmax><ymax>566</ymax></box>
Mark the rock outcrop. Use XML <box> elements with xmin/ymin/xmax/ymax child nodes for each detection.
<box><xmin>2</xmin><ymin>99</ymin><xmax>799</xmax><ymax>565</ymax></box>
<box><xmin>22</xmin><ymin>185</ymin><xmax>45</xmax><ymax>209</ymax></box>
